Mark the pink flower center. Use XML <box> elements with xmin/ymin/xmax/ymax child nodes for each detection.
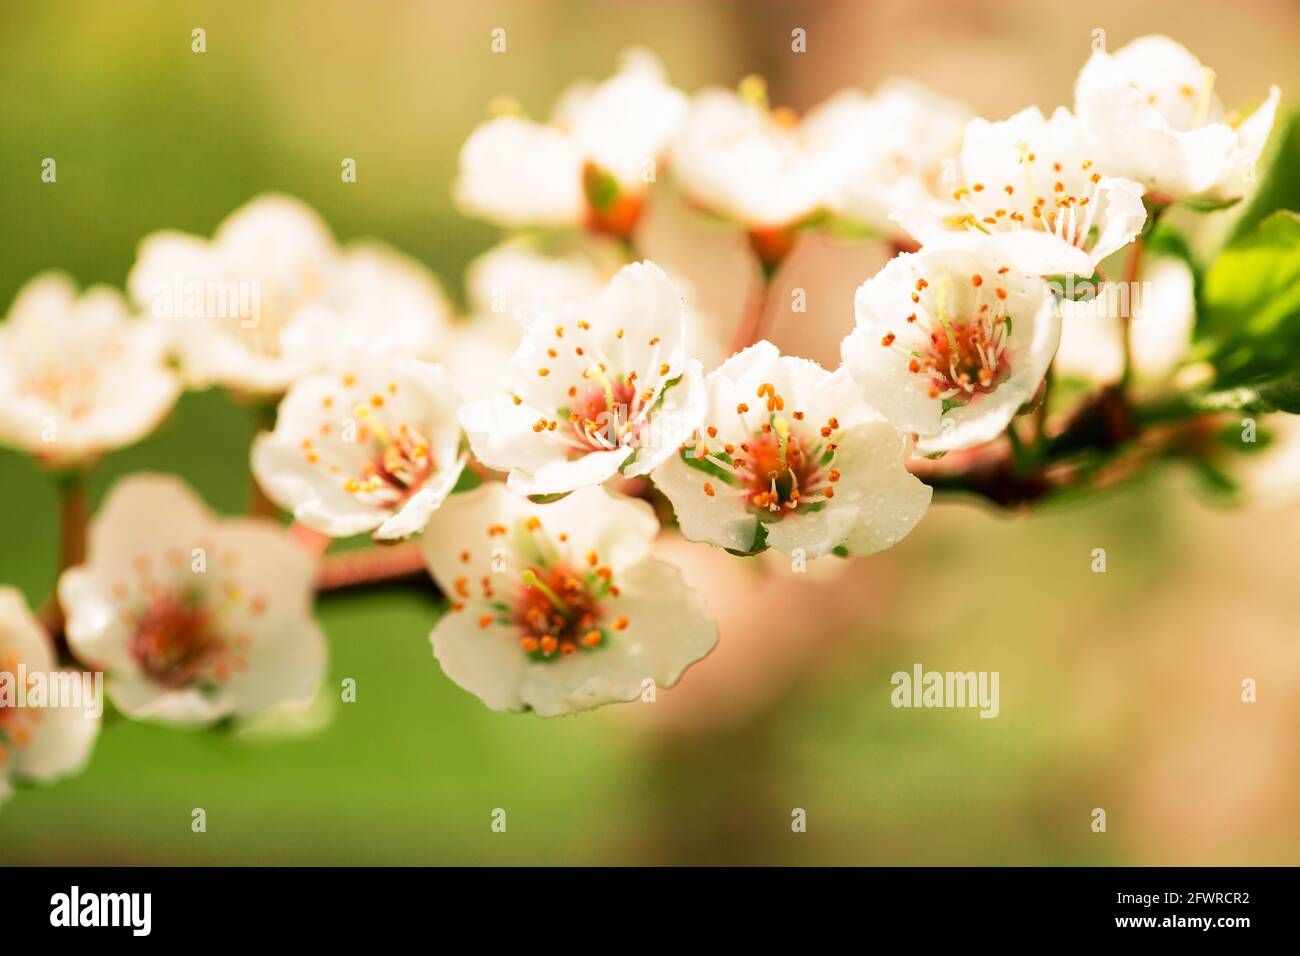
<box><xmin>305</xmin><ymin>378</ymin><xmax>439</xmax><ymax>508</ymax></box>
<box><xmin>526</xmin><ymin>325</ymin><xmax>678</xmax><ymax>459</ymax></box>
<box><xmin>883</xmin><ymin>273</ymin><xmax>1015</xmax><ymax>407</ymax></box>
<box><xmin>688</xmin><ymin>383</ymin><xmax>843</xmax><ymax>519</ymax></box>
<box><xmin>128</xmin><ymin>594</ymin><xmax>236</xmax><ymax>690</ymax></box>
<box><xmin>452</xmin><ymin>520</ymin><xmax>629</xmax><ymax>661</ymax></box>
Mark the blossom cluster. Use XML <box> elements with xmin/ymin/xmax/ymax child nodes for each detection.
<box><xmin>0</xmin><ymin>34</ymin><xmax>1291</xmax><ymax>806</ymax></box>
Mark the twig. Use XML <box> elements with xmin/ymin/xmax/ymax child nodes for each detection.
<box><xmin>316</xmin><ymin>541</ymin><xmax>432</xmax><ymax>594</ymax></box>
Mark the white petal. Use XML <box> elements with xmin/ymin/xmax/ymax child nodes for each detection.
<box><xmin>764</xmin><ymin>421</ymin><xmax>931</xmax><ymax>557</ymax></box>
<box><xmin>622</xmin><ymin>359</ymin><xmax>708</xmax><ymax>477</ymax></box>
<box><xmin>517</xmin><ymin>560</ymin><xmax>717</xmax><ymax>716</ymax></box>
<box><xmin>454</xmin><ymin>116</ymin><xmax>585</xmax><ymax>228</ymax></box>
<box><xmin>844</xmin><ymin>255</ymin><xmax>945</xmax><ymax>435</ymax></box>
<box><xmin>650</xmin><ymin>450</ymin><xmax>759</xmax><ymax>552</ymax></box>
<box><xmin>504</xmin><ymin>446</ymin><xmax>632</xmax><ymax>496</ymax></box>
<box><xmin>430</xmin><ymin>611</ymin><xmax>532</xmax><ymax>712</ymax></box>
<box><xmin>459</xmin><ymin>391</ymin><xmax>574</xmax><ymax>477</ymax></box>
<box><xmin>12</xmin><ymin>690</ymin><xmax>100</xmax><ymax>784</ymax></box>
<box><xmin>555</xmin><ymin>48</ymin><xmax>688</xmax><ymax>187</ymax></box>
<box><xmin>1088</xmin><ymin>176</ymin><xmax>1149</xmax><ymax>268</ymax></box>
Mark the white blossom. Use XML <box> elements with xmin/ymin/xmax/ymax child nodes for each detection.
<box><xmin>459</xmin><ymin>261</ymin><xmax>707</xmax><ymax>496</ymax></box>
<box><xmin>843</xmin><ymin>240</ymin><xmax>1060</xmax><ymax>453</ymax></box>
<box><xmin>421</xmin><ymin>483</ymin><xmax>716</xmax><ymax>716</ymax></box>
<box><xmin>652</xmin><ymin>341</ymin><xmax>931</xmax><ymax>557</ymax></box>
<box><xmin>252</xmin><ymin>358</ymin><xmax>465</xmax><ymax>540</ymax></box>
<box><xmin>1074</xmin><ymin>35</ymin><xmax>1280</xmax><ymax>202</ymax></box>
<box><xmin>59</xmin><ymin>476</ymin><xmax>327</xmax><ymax>724</ymax></box>
<box><xmin>0</xmin><ymin>273</ymin><xmax>179</xmax><ymax>466</ymax></box>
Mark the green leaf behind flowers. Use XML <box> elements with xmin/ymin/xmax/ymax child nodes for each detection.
<box><xmin>1197</xmin><ymin>211</ymin><xmax>1300</xmax><ymax>386</ymax></box>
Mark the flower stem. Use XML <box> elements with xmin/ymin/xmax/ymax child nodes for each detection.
<box><xmin>56</xmin><ymin>469</ymin><xmax>89</xmax><ymax>573</ymax></box>
<box><xmin>1118</xmin><ymin>237</ymin><xmax>1146</xmax><ymax>390</ymax></box>
<box><xmin>316</xmin><ymin>541</ymin><xmax>430</xmax><ymax>593</ymax></box>
<box><xmin>1005</xmin><ymin>422</ymin><xmax>1031</xmax><ymax>474</ymax></box>
<box><xmin>39</xmin><ymin>469</ymin><xmax>90</xmax><ymax>650</ymax></box>
<box><xmin>728</xmin><ymin>273</ymin><xmax>773</xmax><ymax>356</ymax></box>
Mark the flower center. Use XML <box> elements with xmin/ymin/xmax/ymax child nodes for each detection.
<box><xmin>561</xmin><ymin>377</ymin><xmax>641</xmax><ymax>455</ymax></box>
<box><xmin>454</xmin><ymin>518</ymin><xmax>630</xmax><ymax>660</ymax></box>
<box><xmin>313</xmin><ymin>382</ymin><xmax>437</xmax><ymax>507</ymax></box>
<box><xmin>11</xmin><ymin>325</ymin><xmax>126</xmax><ymax>421</ymax></box>
<box><xmin>128</xmin><ymin>594</ymin><xmax>232</xmax><ymax>690</ymax></box>
<box><xmin>738</xmin><ymin>427</ymin><xmax>832</xmax><ymax>513</ymax></box>
<box><xmin>528</xmin><ymin>332</ymin><xmax>674</xmax><ymax>458</ymax></box>
<box><xmin>687</xmin><ymin>383</ymin><xmax>842</xmax><ymax>519</ymax></box>
<box><xmin>224</xmin><ymin>266</ymin><xmax>325</xmax><ymax>359</ymax></box>
<box><xmin>513</xmin><ymin>564</ymin><xmax>605</xmax><ymax>659</ymax></box>
<box><xmin>882</xmin><ymin>273</ymin><xmax>1013</xmax><ymax>407</ymax></box>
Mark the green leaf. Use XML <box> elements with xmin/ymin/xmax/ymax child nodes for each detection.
<box><xmin>1186</xmin><ymin>457</ymin><xmax>1240</xmax><ymax>499</ymax></box>
<box><xmin>1256</xmin><ymin>373</ymin><xmax>1300</xmax><ymax>413</ymax></box>
<box><xmin>1231</xmin><ymin>108</ymin><xmax>1300</xmax><ymax>242</ymax></box>
<box><xmin>1197</xmin><ymin>211</ymin><xmax>1300</xmax><ymax>385</ymax></box>
<box><xmin>1174</xmin><ymin>370</ymin><xmax>1300</xmax><ymax>416</ymax></box>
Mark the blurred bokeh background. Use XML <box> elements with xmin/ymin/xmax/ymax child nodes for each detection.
<box><xmin>1</xmin><ymin>0</ymin><xmax>1297</xmax><ymax>864</ymax></box>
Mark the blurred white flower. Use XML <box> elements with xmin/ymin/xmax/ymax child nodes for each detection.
<box><xmin>895</xmin><ymin>107</ymin><xmax>1147</xmax><ymax>277</ymax></box>
<box><xmin>671</xmin><ymin>81</ymin><xmax>871</xmax><ymax>237</ymax></box>
<box><xmin>128</xmin><ymin>194</ymin><xmax>450</xmax><ymax>395</ymax></box>
<box><xmin>464</xmin><ymin>241</ymin><xmax>607</xmax><ymax>323</ymax></box>
<box><xmin>0</xmin><ymin>273</ymin><xmax>179</xmax><ymax>467</ymax></box>
<box><xmin>0</xmin><ymin>587</ymin><xmax>100</xmax><ymax>806</ymax></box>
<box><xmin>252</xmin><ymin>358</ymin><xmax>464</xmax><ymax>540</ymax></box>
<box><xmin>652</xmin><ymin>341</ymin><xmax>931</xmax><ymax>557</ymax></box>
<box><xmin>58</xmin><ymin>475</ymin><xmax>326</xmax><ymax>725</ymax></box>
<box><xmin>449</xmin><ymin>311</ymin><xmax>534</xmax><ymax>406</ymax></box>
<box><xmin>279</xmin><ymin>241</ymin><xmax>453</xmax><ymax>371</ymax></box>
<box><xmin>834</xmin><ymin>78</ymin><xmax>974</xmax><ymax>238</ymax></box>
<box><xmin>1055</xmin><ymin>255</ymin><xmax>1195</xmax><ymax>384</ymax></box>
<box><xmin>454</xmin><ymin>49</ymin><xmax>687</xmax><ymax>235</ymax></box>
<box><xmin>843</xmin><ymin>241</ymin><xmax>1060</xmax><ymax>453</ymax></box>
<box><xmin>420</xmin><ymin>483</ymin><xmax>716</xmax><ymax>716</ymax></box>
<box><xmin>459</xmin><ymin>261</ymin><xmax>707</xmax><ymax>496</ymax></box>
<box><xmin>1074</xmin><ymin>35</ymin><xmax>1280</xmax><ymax>202</ymax></box>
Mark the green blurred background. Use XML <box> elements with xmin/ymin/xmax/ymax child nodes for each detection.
<box><xmin>1</xmin><ymin>0</ymin><xmax>1297</xmax><ymax>865</ymax></box>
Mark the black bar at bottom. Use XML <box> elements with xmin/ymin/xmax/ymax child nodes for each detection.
<box><xmin>0</xmin><ymin>865</ymin><xmax>1285</xmax><ymax>940</ymax></box>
